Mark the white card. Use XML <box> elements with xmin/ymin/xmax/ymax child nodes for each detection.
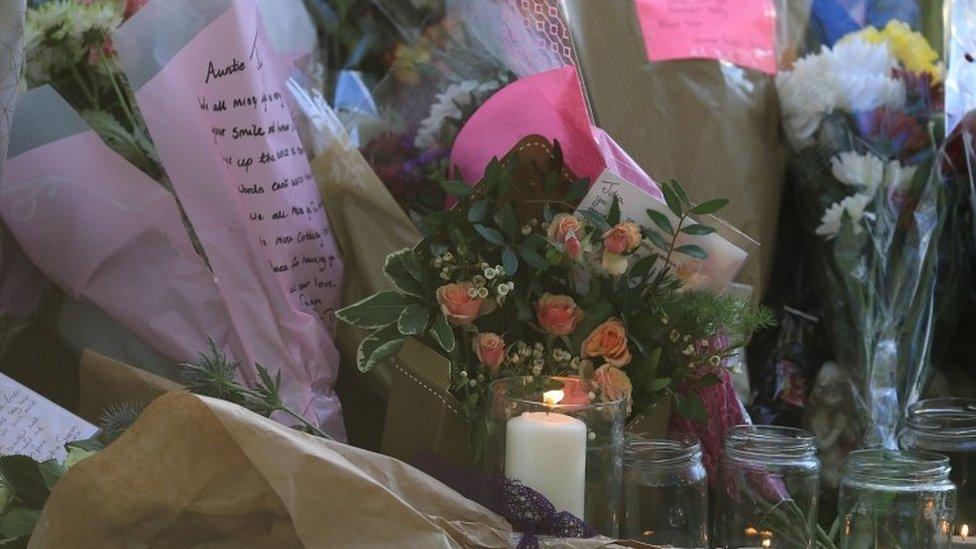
<box><xmin>1</xmin><ymin>373</ymin><xmax>97</xmax><ymax>461</ymax></box>
<box><xmin>576</xmin><ymin>170</ymin><xmax>747</xmax><ymax>292</ymax></box>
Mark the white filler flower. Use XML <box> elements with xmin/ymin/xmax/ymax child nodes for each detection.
<box><xmin>414</xmin><ymin>79</ymin><xmax>504</xmax><ymax>149</ymax></box>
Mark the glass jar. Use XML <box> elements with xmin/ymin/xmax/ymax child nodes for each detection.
<box><xmin>620</xmin><ymin>432</ymin><xmax>708</xmax><ymax>547</ymax></box>
<box><xmin>717</xmin><ymin>425</ymin><xmax>821</xmax><ymax>549</ymax></box>
<box><xmin>487</xmin><ymin>375</ymin><xmax>626</xmax><ymax>536</ymax></box>
<box><xmin>838</xmin><ymin>449</ymin><xmax>956</xmax><ymax>549</ymax></box>
<box><xmin>899</xmin><ymin>397</ymin><xmax>976</xmax><ymax>540</ymax></box>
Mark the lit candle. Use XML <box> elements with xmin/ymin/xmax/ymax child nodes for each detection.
<box><xmin>505</xmin><ymin>389</ymin><xmax>587</xmax><ymax>517</ymax></box>
<box><xmin>953</xmin><ymin>524</ymin><xmax>976</xmax><ymax>547</ymax></box>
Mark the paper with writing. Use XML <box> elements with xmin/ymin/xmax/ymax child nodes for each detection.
<box><xmin>1</xmin><ymin>373</ymin><xmax>97</xmax><ymax>461</ymax></box>
<box><xmin>577</xmin><ymin>170</ymin><xmax>747</xmax><ymax>292</ymax></box>
<box><xmin>114</xmin><ymin>0</ymin><xmax>345</xmax><ymax>435</ymax></box>
<box><xmin>635</xmin><ymin>0</ymin><xmax>777</xmax><ymax>75</ymax></box>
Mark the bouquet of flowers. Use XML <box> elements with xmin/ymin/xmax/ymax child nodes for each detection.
<box><xmin>353</xmin><ymin>0</ymin><xmax>570</xmax><ymax>216</ymax></box>
<box><xmin>776</xmin><ymin>20</ymin><xmax>945</xmax><ymax>447</ymax></box>
<box><xmin>337</xmin><ymin>138</ymin><xmax>772</xmax><ymax>456</ymax></box>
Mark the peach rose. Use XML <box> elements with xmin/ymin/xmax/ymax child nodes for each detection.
<box><xmin>581</xmin><ymin>318</ymin><xmax>632</xmax><ymax>367</ymax></box>
<box><xmin>548</xmin><ymin>213</ymin><xmax>582</xmax><ymax>243</ymax></box>
<box><xmin>472</xmin><ymin>332</ymin><xmax>506</xmax><ymax>374</ymax></box>
<box><xmin>437</xmin><ymin>283</ymin><xmax>485</xmax><ymax>325</ymax></box>
<box><xmin>601</xmin><ymin>250</ymin><xmax>628</xmax><ymax>276</ymax></box>
<box><xmin>535</xmin><ymin>293</ymin><xmax>584</xmax><ymax>336</ymax></box>
<box><xmin>602</xmin><ymin>222</ymin><xmax>642</xmax><ymax>255</ymax></box>
<box><xmin>675</xmin><ymin>259</ymin><xmax>711</xmax><ymax>290</ymax></box>
<box><xmin>594</xmin><ymin>364</ymin><xmax>633</xmax><ymax>414</ymax></box>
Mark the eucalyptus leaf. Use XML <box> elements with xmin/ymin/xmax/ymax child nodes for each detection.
<box><xmin>473</xmin><ymin>224</ymin><xmax>506</xmax><ymax>246</ymax></box>
<box><xmin>675</xmin><ymin>244</ymin><xmax>708</xmax><ymax>259</ymax></box>
<box><xmin>502</xmin><ymin>247</ymin><xmax>519</xmax><ymax>276</ymax></box>
<box><xmin>519</xmin><ymin>247</ymin><xmax>549</xmax><ymax>270</ymax></box>
<box><xmin>690</xmin><ymin>198</ymin><xmax>729</xmax><ymax>215</ymax></box>
<box><xmin>646</xmin><ymin>209</ymin><xmax>674</xmax><ymax>235</ymax></box>
<box><xmin>661</xmin><ymin>184</ymin><xmax>683</xmax><ymax>218</ymax></box>
<box><xmin>468</xmin><ymin>200</ymin><xmax>489</xmax><ymax>223</ymax></box>
<box><xmin>441</xmin><ymin>179</ymin><xmax>474</xmax><ymax>198</ymax></box>
<box><xmin>680</xmin><ymin>224</ymin><xmax>716</xmax><ymax>236</ymax></box>
<box><xmin>646</xmin><ymin>230</ymin><xmax>670</xmax><ymax>251</ymax></box>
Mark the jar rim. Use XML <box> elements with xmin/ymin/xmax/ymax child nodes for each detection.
<box><xmin>624</xmin><ymin>432</ymin><xmax>702</xmax><ymax>468</ymax></box>
<box><xmin>489</xmin><ymin>375</ymin><xmax>627</xmax><ymax>410</ymax></box>
<box><xmin>904</xmin><ymin>398</ymin><xmax>976</xmax><ymax>440</ymax></box>
<box><xmin>724</xmin><ymin>425</ymin><xmax>818</xmax><ymax>462</ymax></box>
<box><xmin>843</xmin><ymin>449</ymin><xmax>952</xmax><ymax>486</ymax></box>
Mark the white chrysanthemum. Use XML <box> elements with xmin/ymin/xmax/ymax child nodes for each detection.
<box><xmin>815</xmin><ymin>193</ymin><xmax>873</xmax><ymax>239</ymax></box>
<box><xmin>884</xmin><ymin>160</ymin><xmax>918</xmax><ymax>189</ymax></box>
<box><xmin>24</xmin><ymin>1</ymin><xmax>123</xmax><ymax>85</ymax></box>
<box><xmin>830</xmin><ymin>151</ymin><xmax>885</xmax><ymax>196</ymax></box>
<box><xmin>414</xmin><ymin>78</ymin><xmax>504</xmax><ymax>149</ymax></box>
<box><xmin>777</xmin><ymin>37</ymin><xmax>905</xmax><ymax>148</ymax></box>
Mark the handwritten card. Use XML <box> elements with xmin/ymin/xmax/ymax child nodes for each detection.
<box><xmin>1</xmin><ymin>373</ymin><xmax>97</xmax><ymax>461</ymax></box>
<box><xmin>577</xmin><ymin>170</ymin><xmax>747</xmax><ymax>292</ymax></box>
<box><xmin>635</xmin><ymin>0</ymin><xmax>777</xmax><ymax>75</ymax></box>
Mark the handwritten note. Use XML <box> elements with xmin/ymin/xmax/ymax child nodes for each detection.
<box><xmin>635</xmin><ymin>0</ymin><xmax>777</xmax><ymax>75</ymax></box>
<box><xmin>1</xmin><ymin>373</ymin><xmax>97</xmax><ymax>461</ymax></box>
<box><xmin>577</xmin><ymin>170</ymin><xmax>747</xmax><ymax>292</ymax></box>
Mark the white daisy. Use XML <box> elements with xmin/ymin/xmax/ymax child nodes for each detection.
<box><xmin>830</xmin><ymin>151</ymin><xmax>885</xmax><ymax>196</ymax></box>
<box><xmin>414</xmin><ymin>78</ymin><xmax>504</xmax><ymax>149</ymax></box>
<box><xmin>815</xmin><ymin>193</ymin><xmax>874</xmax><ymax>239</ymax></box>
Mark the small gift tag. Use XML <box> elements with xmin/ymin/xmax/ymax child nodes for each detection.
<box><xmin>635</xmin><ymin>0</ymin><xmax>778</xmax><ymax>74</ymax></box>
<box><xmin>1</xmin><ymin>373</ymin><xmax>97</xmax><ymax>461</ymax></box>
<box><xmin>576</xmin><ymin>170</ymin><xmax>747</xmax><ymax>292</ymax></box>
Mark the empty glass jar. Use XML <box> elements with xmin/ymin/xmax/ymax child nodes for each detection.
<box><xmin>620</xmin><ymin>432</ymin><xmax>708</xmax><ymax>547</ymax></box>
<box><xmin>716</xmin><ymin>425</ymin><xmax>821</xmax><ymax>549</ymax></box>
<box><xmin>837</xmin><ymin>449</ymin><xmax>956</xmax><ymax>549</ymax></box>
<box><xmin>899</xmin><ymin>397</ymin><xmax>976</xmax><ymax>540</ymax></box>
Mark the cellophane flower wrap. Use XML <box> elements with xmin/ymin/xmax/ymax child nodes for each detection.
<box><xmin>776</xmin><ymin>20</ymin><xmax>946</xmax><ymax>448</ymax></box>
<box><xmin>347</xmin><ymin>0</ymin><xmax>574</xmax><ymax>216</ymax></box>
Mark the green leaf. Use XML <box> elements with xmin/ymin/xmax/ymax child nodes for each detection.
<box><xmin>646</xmin><ymin>209</ymin><xmax>674</xmax><ymax>235</ymax></box>
<box><xmin>674</xmin><ymin>393</ymin><xmax>708</xmax><ymax>423</ymax></box>
<box><xmin>680</xmin><ymin>224</ymin><xmax>716</xmax><ymax>236</ymax></box>
<box><xmin>383</xmin><ymin>249</ymin><xmax>429</xmax><ymax>298</ymax></box>
<box><xmin>397</xmin><ymin>304</ymin><xmax>430</xmax><ymax>335</ymax></box>
<box><xmin>356</xmin><ymin>325</ymin><xmax>404</xmax><ymax>372</ymax></box>
<box><xmin>646</xmin><ymin>377</ymin><xmax>672</xmax><ymax>392</ymax></box>
<box><xmin>429</xmin><ymin>314</ymin><xmax>456</xmax><ymax>353</ymax></box>
<box><xmin>608</xmin><ymin>196</ymin><xmax>621</xmax><ymax>225</ymax></box>
<box><xmin>564</xmin><ymin>178</ymin><xmax>589</xmax><ymax>203</ymax></box>
<box><xmin>0</xmin><ymin>456</ymin><xmax>49</xmax><ymax>508</ymax></box>
<box><xmin>365</xmin><ymin>339</ymin><xmax>406</xmax><ymax>372</ymax></box>
<box><xmin>519</xmin><ymin>247</ymin><xmax>549</xmax><ymax>270</ymax></box>
<box><xmin>646</xmin><ymin>230</ymin><xmax>670</xmax><ymax>251</ymax></box>
<box><xmin>690</xmin><ymin>198</ymin><xmax>729</xmax><ymax>215</ymax></box>
<box><xmin>670</xmin><ymin>179</ymin><xmax>690</xmax><ymax>205</ymax></box>
<box><xmin>473</xmin><ymin>224</ymin><xmax>506</xmax><ymax>246</ymax></box>
<box><xmin>629</xmin><ymin>255</ymin><xmax>658</xmax><ymax>280</ymax></box>
<box><xmin>467</xmin><ymin>200</ymin><xmax>489</xmax><ymax>223</ymax></box>
<box><xmin>497</xmin><ymin>204</ymin><xmax>519</xmax><ymax>240</ymax></box>
<box><xmin>502</xmin><ymin>247</ymin><xmax>518</xmax><ymax>276</ymax></box>
<box><xmin>37</xmin><ymin>460</ymin><xmax>65</xmax><ymax>490</ymax></box>
<box><xmin>336</xmin><ymin>291</ymin><xmax>414</xmax><ymax>329</ymax></box>
<box><xmin>661</xmin><ymin>184</ymin><xmax>683</xmax><ymax>218</ymax></box>
<box><xmin>0</xmin><ymin>507</ymin><xmax>42</xmax><ymax>540</ymax></box>
<box><xmin>675</xmin><ymin>244</ymin><xmax>708</xmax><ymax>259</ymax></box>
<box><xmin>699</xmin><ymin>373</ymin><xmax>722</xmax><ymax>387</ymax></box>
<box><xmin>441</xmin><ymin>179</ymin><xmax>474</xmax><ymax>198</ymax></box>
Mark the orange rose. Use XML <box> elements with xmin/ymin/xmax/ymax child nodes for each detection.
<box><xmin>581</xmin><ymin>318</ymin><xmax>632</xmax><ymax>367</ymax></box>
<box><xmin>602</xmin><ymin>222</ymin><xmax>642</xmax><ymax>255</ymax></box>
<box><xmin>594</xmin><ymin>364</ymin><xmax>633</xmax><ymax>414</ymax></box>
<box><xmin>548</xmin><ymin>213</ymin><xmax>582</xmax><ymax>243</ymax></box>
<box><xmin>472</xmin><ymin>332</ymin><xmax>506</xmax><ymax>374</ymax></box>
<box><xmin>535</xmin><ymin>293</ymin><xmax>584</xmax><ymax>336</ymax></box>
<box><xmin>437</xmin><ymin>283</ymin><xmax>485</xmax><ymax>325</ymax></box>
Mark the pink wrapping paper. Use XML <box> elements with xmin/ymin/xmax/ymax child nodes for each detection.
<box><xmin>634</xmin><ymin>0</ymin><xmax>777</xmax><ymax>75</ymax></box>
<box><xmin>1</xmin><ymin>93</ymin><xmax>242</xmax><ymax>371</ymax></box>
<box><xmin>112</xmin><ymin>0</ymin><xmax>345</xmax><ymax>436</ymax></box>
<box><xmin>450</xmin><ymin>66</ymin><xmax>663</xmax><ymax>200</ymax></box>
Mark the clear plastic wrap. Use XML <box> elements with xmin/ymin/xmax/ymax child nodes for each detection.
<box><xmin>776</xmin><ymin>12</ymin><xmax>946</xmax><ymax>448</ymax></box>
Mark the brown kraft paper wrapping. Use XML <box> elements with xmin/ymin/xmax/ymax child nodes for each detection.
<box><xmin>561</xmin><ymin>0</ymin><xmax>791</xmax><ymax>297</ymax></box>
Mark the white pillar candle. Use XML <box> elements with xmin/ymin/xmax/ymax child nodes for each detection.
<box><xmin>505</xmin><ymin>390</ymin><xmax>587</xmax><ymax>518</ymax></box>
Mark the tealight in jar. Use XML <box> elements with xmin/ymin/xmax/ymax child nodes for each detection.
<box><xmin>620</xmin><ymin>432</ymin><xmax>708</xmax><ymax>547</ymax></box>
<box><xmin>837</xmin><ymin>449</ymin><xmax>956</xmax><ymax>549</ymax></box>
<box><xmin>899</xmin><ymin>397</ymin><xmax>976</xmax><ymax>543</ymax></box>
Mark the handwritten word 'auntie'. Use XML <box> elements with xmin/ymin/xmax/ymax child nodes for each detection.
<box><xmin>205</xmin><ymin>58</ymin><xmax>246</xmax><ymax>84</ymax></box>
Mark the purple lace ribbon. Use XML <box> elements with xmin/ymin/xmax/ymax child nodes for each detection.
<box><xmin>415</xmin><ymin>453</ymin><xmax>597</xmax><ymax>548</ymax></box>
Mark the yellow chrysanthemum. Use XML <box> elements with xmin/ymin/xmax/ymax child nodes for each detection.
<box><xmin>845</xmin><ymin>20</ymin><xmax>943</xmax><ymax>82</ymax></box>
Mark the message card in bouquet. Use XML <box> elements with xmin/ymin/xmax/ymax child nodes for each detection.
<box><xmin>1</xmin><ymin>373</ymin><xmax>97</xmax><ymax>461</ymax></box>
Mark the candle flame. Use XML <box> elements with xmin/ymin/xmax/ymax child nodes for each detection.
<box><xmin>744</xmin><ymin>527</ymin><xmax>758</xmax><ymax>537</ymax></box>
<box><xmin>962</xmin><ymin>524</ymin><xmax>970</xmax><ymax>540</ymax></box>
<box><xmin>761</xmin><ymin>539</ymin><xmax>771</xmax><ymax>548</ymax></box>
<box><xmin>543</xmin><ymin>390</ymin><xmax>564</xmax><ymax>407</ymax></box>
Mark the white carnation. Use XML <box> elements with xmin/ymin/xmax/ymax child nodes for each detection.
<box><xmin>777</xmin><ymin>37</ymin><xmax>905</xmax><ymax>148</ymax></box>
<box><xmin>815</xmin><ymin>193</ymin><xmax>874</xmax><ymax>239</ymax></box>
<box><xmin>414</xmin><ymin>78</ymin><xmax>504</xmax><ymax>149</ymax></box>
<box><xmin>830</xmin><ymin>151</ymin><xmax>885</xmax><ymax>196</ymax></box>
